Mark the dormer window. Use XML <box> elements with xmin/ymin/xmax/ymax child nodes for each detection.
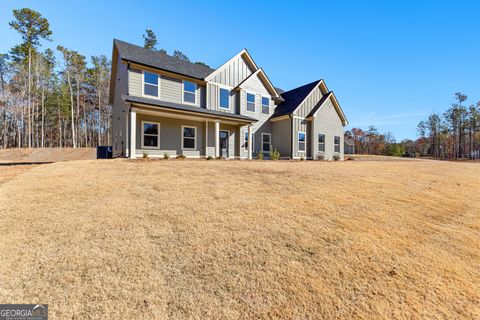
<box><xmin>143</xmin><ymin>71</ymin><xmax>159</xmax><ymax>97</ymax></box>
<box><xmin>183</xmin><ymin>80</ymin><xmax>197</xmax><ymax>104</ymax></box>
<box><xmin>219</xmin><ymin>88</ymin><xmax>230</xmax><ymax>109</ymax></box>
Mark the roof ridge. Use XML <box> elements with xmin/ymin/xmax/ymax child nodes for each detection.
<box><xmin>114</xmin><ymin>38</ymin><xmax>215</xmax><ymax>79</ymax></box>
<box><xmin>280</xmin><ymin>79</ymin><xmax>322</xmax><ymax>96</ymax></box>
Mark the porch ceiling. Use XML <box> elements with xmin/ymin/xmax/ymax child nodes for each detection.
<box><xmin>122</xmin><ymin>95</ymin><xmax>256</xmax><ymax>124</ymax></box>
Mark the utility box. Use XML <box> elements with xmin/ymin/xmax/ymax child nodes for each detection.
<box><xmin>97</xmin><ymin>146</ymin><xmax>112</xmax><ymax>159</ymax></box>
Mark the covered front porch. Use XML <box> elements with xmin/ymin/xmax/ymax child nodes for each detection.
<box><xmin>127</xmin><ymin>104</ymin><xmax>255</xmax><ymax>159</ymax></box>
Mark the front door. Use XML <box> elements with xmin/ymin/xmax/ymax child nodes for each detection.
<box><xmin>219</xmin><ymin>130</ymin><xmax>229</xmax><ymax>158</ymax></box>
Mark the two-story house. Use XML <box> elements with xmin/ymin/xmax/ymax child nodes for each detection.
<box><xmin>109</xmin><ymin>39</ymin><xmax>348</xmax><ymax>160</ymax></box>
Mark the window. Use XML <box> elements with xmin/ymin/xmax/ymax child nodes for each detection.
<box><xmin>298</xmin><ymin>131</ymin><xmax>306</xmax><ymax>152</ymax></box>
<box><xmin>334</xmin><ymin>136</ymin><xmax>340</xmax><ymax>153</ymax></box>
<box><xmin>143</xmin><ymin>72</ymin><xmax>159</xmax><ymax>97</ymax></box>
<box><xmin>183</xmin><ymin>81</ymin><xmax>196</xmax><ymax>104</ymax></box>
<box><xmin>244</xmin><ymin>131</ymin><xmax>254</xmax><ymax>152</ymax></box>
<box><xmin>219</xmin><ymin>88</ymin><xmax>229</xmax><ymax>109</ymax></box>
<box><xmin>262</xmin><ymin>133</ymin><xmax>271</xmax><ymax>153</ymax></box>
<box><xmin>247</xmin><ymin>93</ymin><xmax>255</xmax><ymax>112</ymax></box>
<box><xmin>142</xmin><ymin>121</ymin><xmax>160</xmax><ymax>148</ymax></box>
<box><xmin>182</xmin><ymin>126</ymin><xmax>196</xmax><ymax>150</ymax></box>
<box><xmin>318</xmin><ymin>134</ymin><xmax>325</xmax><ymax>152</ymax></box>
<box><xmin>261</xmin><ymin>97</ymin><xmax>269</xmax><ymax>114</ymax></box>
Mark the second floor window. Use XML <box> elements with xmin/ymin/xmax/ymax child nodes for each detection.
<box><xmin>262</xmin><ymin>97</ymin><xmax>269</xmax><ymax>114</ymax></box>
<box><xmin>318</xmin><ymin>134</ymin><xmax>325</xmax><ymax>152</ymax></box>
<box><xmin>183</xmin><ymin>81</ymin><xmax>196</xmax><ymax>104</ymax></box>
<box><xmin>143</xmin><ymin>72</ymin><xmax>159</xmax><ymax>97</ymax></box>
<box><xmin>219</xmin><ymin>88</ymin><xmax>229</xmax><ymax>109</ymax></box>
<box><xmin>334</xmin><ymin>136</ymin><xmax>341</xmax><ymax>153</ymax></box>
<box><xmin>247</xmin><ymin>93</ymin><xmax>255</xmax><ymax>112</ymax></box>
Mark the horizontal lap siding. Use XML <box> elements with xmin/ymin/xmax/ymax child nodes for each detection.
<box><xmin>129</xmin><ymin>68</ymin><xmax>206</xmax><ymax>108</ymax></box>
<box><xmin>237</xmin><ymin>72</ymin><xmax>275</xmax><ymax>158</ymax></box>
<box><xmin>135</xmin><ymin>114</ymin><xmax>205</xmax><ymax>157</ymax></box>
<box><xmin>161</xmin><ymin>76</ymin><xmax>182</xmax><ymax>103</ymax></box>
<box><xmin>128</xmin><ymin>68</ymin><xmax>142</xmax><ymax>96</ymax></box>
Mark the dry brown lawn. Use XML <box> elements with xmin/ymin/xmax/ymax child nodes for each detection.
<box><xmin>0</xmin><ymin>147</ymin><xmax>95</xmax><ymax>163</ymax></box>
<box><xmin>0</xmin><ymin>158</ymin><xmax>479</xmax><ymax>319</ymax></box>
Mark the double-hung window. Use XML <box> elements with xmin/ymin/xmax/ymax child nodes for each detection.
<box><xmin>244</xmin><ymin>131</ymin><xmax>254</xmax><ymax>152</ymax></box>
<box><xmin>246</xmin><ymin>93</ymin><xmax>255</xmax><ymax>112</ymax></box>
<box><xmin>219</xmin><ymin>88</ymin><xmax>229</xmax><ymax>109</ymax></box>
<box><xmin>262</xmin><ymin>133</ymin><xmax>271</xmax><ymax>153</ymax></box>
<box><xmin>183</xmin><ymin>81</ymin><xmax>196</xmax><ymax>104</ymax></box>
<box><xmin>261</xmin><ymin>97</ymin><xmax>269</xmax><ymax>114</ymax></box>
<box><xmin>143</xmin><ymin>72</ymin><xmax>159</xmax><ymax>97</ymax></box>
<box><xmin>318</xmin><ymin>134</ymin><xmax>325</xmax><ymax>152</ymax></box>
<box><xmin>182</xmin><ymin>126</ymin><xmax>196</xmax><ymax>150</ymax></box>
<box><xmin>298</xmin><ymin>131</ymin><xmax>306</xmax><ymax>153</ymax></box>
<box><xmin>142</xmin><ymin>121</ymin><xmax>160</xmax><ymax>148</ymax></box>
<box><xmin>334</xmin><ymin>136</ymin><xmax>341</xmax><ymax>153</ymax></box>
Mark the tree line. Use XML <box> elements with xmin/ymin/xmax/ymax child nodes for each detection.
<box><xmin>346</xmin><ymin>93</ymin><xmax>480</xmax><ymax>159</ymax></box>
<box><xmin>417</xmin><ymin>93</ymin><xmax>480</xmax><ymax>159</ymax></box>
<box><xmin>345</xmin><ymin>126</ymin><xmax>409</xmax><ymax>157</ymax></box>
<box><xmin>0</xmin><ymin>8</ymin><xmax>207</xmax><ymax>149</ymax></box>
<box><xmin>0</xmin><ymin>8</ymin><xmax>111</xmax><ymax>148</ymax></box>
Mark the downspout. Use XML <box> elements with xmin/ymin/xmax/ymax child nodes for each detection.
<box><xmin>290</xmin><ymin>114</ymin><xmax>294</xmax><ymax>159</ymax></box>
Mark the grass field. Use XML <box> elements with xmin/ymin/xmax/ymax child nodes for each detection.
<box><xmin>0</xmin><ymin>158</ymin><xmax>479</xmax><ymax>319</ymax></box>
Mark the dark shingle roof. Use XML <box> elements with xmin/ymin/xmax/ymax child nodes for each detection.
<box><xmin>114</xmin><ymin>39</ymin><xmax>215</xmax><ymax>80</ymax></box>
<box><xmin>122</xmin><ymin>95</ymin><xmax>257</xmax><ymax>122</ymax></box>
<box><xmin>271</xmin><ymin>80</ymin><xmax>321</xmax><ymax>118</ymax></box>
<box><xmin>306</xmin><ymin>92</ymin><xmax>333</xmax><ymax>118</ymax></box>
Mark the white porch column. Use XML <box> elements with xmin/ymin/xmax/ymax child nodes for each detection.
<box><xmin>214</xmin><ymin>120</ymin><xmax>220</xmax><ymax>158</ymax></box>
<box><xmin>205</xmin><ymin>120</ymin><xmax>209</xmax><ymax>156</ymax></box>
<box><xmin>129</xmin><ymin>109</ymin><xmax>136</xmax><ymax>159</ymax></box>
<box><xmin>247</xmin><ymin>125</ymin><xmax>253</xmax><ymax>160</ymax></box>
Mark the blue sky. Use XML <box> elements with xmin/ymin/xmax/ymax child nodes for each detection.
<box><xmin>1</xmin><ymin>0</ymin><xmax>479</xmax><ymax>140</ymax></box>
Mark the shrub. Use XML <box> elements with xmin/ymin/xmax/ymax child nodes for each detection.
<box><xmin>206</xmin><ymin>156</ymin><xmax>213</xmax><ymax>160</ymax></box>
<box><xmin>333</xmin><ymin>154</ymin><xmax>340</xmax><ymax>161</ymax></box>
<box><xmin>257</xmin><ymin>151</ymin><xmax>264</xmax><ymax>160</ymax></box>
<box><xmin>316</xmin><ymin>154</ymin><xmax>325</xmax><ymax>161</ymax></box>
<box><xmin>216</xmin><ymin>156</ymin><xmax>223</xmax><ymax>160</ymax></box>
<box><xmin>142</xmin><ymin>151</ymin><xmax>149</xmax><ymax>159</ymax></box>
<box><xmin>300</xmin><ymin>156</ymin><xmax>305</xmax><ymax>161</ymax></box>
<box><xmin>176</xmin><ymin>155</ymin><xmax>186</xmax><ymax>159</ymax></box>
<box><xmin>270</xmin><ymin>148</ymin><xmax>280</xmax><ymax>160</ymax></box>
<box><xmin>163</xmin><ymin>152</ymin><xmax>170</xmax><ymax>160</ymax></box>
<box><xmin>346</xmin><ymin>156</ymin><xmax>355</xmax><ymax>161</ymax></box>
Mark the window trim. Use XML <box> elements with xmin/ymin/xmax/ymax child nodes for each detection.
<box><xmin>318</xmin><ymin>133</ymin><xmax>325</xmax><ymax>153</ymax></box>
<box><xmin>334</xmin><ymin>135</ymin><xmax>341</xmax><ymax>153</ymax></box>
<box><xmin>141</xmin><ymin>121</ymin><xmax>160</xmax><ymax>149</ymax></box>
<box><xmin>181</xmin><ymin>125</ymin><xmax>197</xmax><ymax>150</ymax></box>
<box><xmin>142</xmin><ymin>70</ymin><xmax>160</xmax><ymax>99</ymax></box>
<box><xmin>182</xmin><ymin>80</ymin><xmax>197</xmax><ymax>106</ymax></box>
<box><xmin>243</xmin><ymin>130</ymin><xmax>254</xmax><ymax>153</ymax></box>
<box><xmin>261</xmin><ymin>96</ymin><xmax>270</xmax><ymax>115</ymax></box>
<box><xmin>298</xmin><ymin>131</ymin><xmax>306</xmax><ymax>153</ymax></box>
<box><xmin>246</xmin><ymin>92</ymin><xmax>256</xmax><ymax>113</ymax></box>
<box><xmin>218</xmin><ymin>87</ymin><xmax>230</xmax><ymax>110</ymax></box>
<box><xmin>261</xmin><ymin>133</ymin><xmax>271</xmax><ymax>153</ymax></box>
